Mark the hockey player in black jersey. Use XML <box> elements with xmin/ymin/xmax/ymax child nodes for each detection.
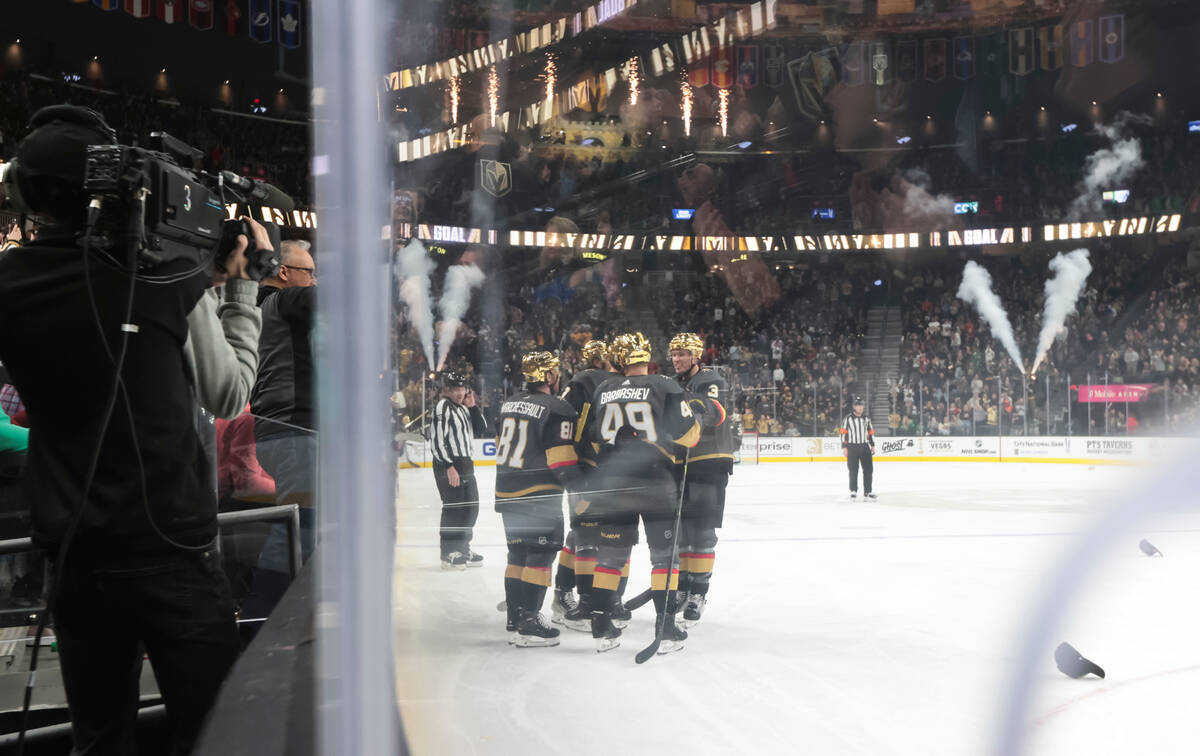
<box><xmin>588</xmin><ymin>333</ymin><xmax>701</xmax><ymax>654</ymax></box>
<box><xmin>668</xmin><ymin>332</ymin><xmax>734</xmax><ymax>628</ymax></box>
<box><xmin>494</xmin><ymin>352</ymin><xmax>581</xmax><ymax>647</ymax></box>
<box><xmin>552</xmin><ymin>339</ymin><xmax>625</xmax><ymax>632</ymax></box>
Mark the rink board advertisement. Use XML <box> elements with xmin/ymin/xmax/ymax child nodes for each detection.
<box><xmin>396</xmin><ymin>435</ymin><xmax>1165</xmax><ymax>468</ymax></box>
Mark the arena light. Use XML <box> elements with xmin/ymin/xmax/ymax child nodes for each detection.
<box><xmin>1188</xmin><ymin>120</ymin><xmax>1200</xmax><ymax>134</ymax></box>
<box><xmin>1061</xmin><ymin>123</ymin><xmax>1078</xmax><ymax>133</ymax></box>
<box><xmin>896</xmin><ymin>136</ymin><xmax>911</xmax><ymax>145</ymax></box>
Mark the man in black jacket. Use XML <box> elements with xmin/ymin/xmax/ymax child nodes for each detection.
<box><xmin>245</xmin><ymin>239</ymin><xmax>317</xmax><ymax>616</ymax></box>
<box><xmin>0</xmin><ymin>107</ymin><xmax>267</xmax><ymax>754</ymax></box>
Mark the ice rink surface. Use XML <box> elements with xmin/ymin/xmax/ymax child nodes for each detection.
<box><xmin>392</xmin><ymin>460</ymin><xmax>1200</xmax><ymax>755</ymax></box>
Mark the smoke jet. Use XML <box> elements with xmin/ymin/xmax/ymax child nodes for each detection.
<box><xmin>1068</xmin><ymin>112</ymin><xmax>1153</xmax><ymax>220</ymax></box>
<box><xmin>957</xmin><ymin>261</ymin><xmax>1024</xmax><ymax>372</ymax></box>
<box><xmin>1031</xmin><ymin>249</ymin><xmax>1092</xmax><ymax>375</ymax></box>
<box><xmin>436</xmin><ymin>263</ymin><xmax>485</xmax><ymax>369</ymax></box>
<box><xmin>396</xmin><ymin>238</ymin><xmax>436</xmax><ymax>368</ymax></box>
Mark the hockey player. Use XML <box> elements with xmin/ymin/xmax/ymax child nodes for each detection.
<box><xmin>840</xmin><ymin>396</ymin><xmax>876</xmax><ymax>499</ymax></box>
<box><xmin>668</xmin><ymin>333</ymin><xmax>734</xmax><ymax>629</ymax></box>
<box><xmin>588</xmin><ymin>333</ymin><xmax>701</xmax><ymax>654</ymax></box>
<box><xmin>552</xmin><ymin>339</ymin><xmax>625</xmax><ymax>632</ymax></box>
<box><xmin>494</xmin><ymin>352</ymin><xmax>581</xmax><ymax>647</ymax></box>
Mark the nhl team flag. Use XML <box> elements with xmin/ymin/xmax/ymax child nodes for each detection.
<box><xmin>895</xmin><ymin>40</ymin><xmax>917</xmax><ymax>83</ymax></box>
<box><xmin>952</xmin><ymin>36</ymin><xmax>975</xmax><ymax>80</ymax></box>
<box><xmin>94</xmin><ymin>0</ymin><xmax>119</xmax><ymax>9</ymax></box>
<box><xmin>189</xmin><ymin>0</ymin><xmax>213</xmax><ymax>30</ymax></box>
<box><xmin>924</xmin><ymin>38</ymin><xmax>947</xmax><ymax>82</ymax></box>
<box><xmin>225</xmin><ymin>0</ymin><xmax>242</xmax><ymax>36</ymax></box>
<box><xmin>1039</xmin><ymin>25</ymin><xmax>1064</xmax><ymax>70</ymax></box>
<box><xmin>278</xmin><ymin>0</ymin><xmax>300</xmax><ymax>49</ymax></box>
<box><xmin>248</xmin><ymin>0</ymin><xmax>272</xmax><ymax>42</ymax></box>
<box><xmin>688</xmin><ymin>64</ymin><xmax>709</xmax><ymax>88</ymax></box>
<box><xmin>762</xmin><ymin>44</ymin><xmax>785</xmax><ymax>88</ymax></box>
<box><xmin>735</xmin><ymin>45</ymin><xmax>760</xmax><ymax>88</ymax></box>
<box><xmin>1070</xmin><ymin>20</ymin><xmax>1094</xmax><ymax>67</ymax></box>
<box><xmin>1009</xmin><ymin>28</ymin><xmax>1034</xmax><ymax>75</ymax></box>
<box><xmin>158</xmin><ymin>0</ymin><xmax>181</xmax><ymax>23</ymax></box>
<box><xmin>124</xmin><ymin>0</ymin><xmax>152</xmax><ymax>16</ymax></box>
<box><xmin>711</xmin><ymin>46</ymin><xmax>734</xmax><ymax>89</ymax></box>
<box><xmin>841</xmin><ymin>41</ymin><xmax>867</xmax><ymax>86</ymax></box>
<box><xmin>1099</xmin><ymin>15</ymin><xmax>1124</xmax><ymax>63</ymax></box>
<box><xmin>870</xmin><ymin>42</ymin><xmax>891</xmax><ymax>86</ymax></box>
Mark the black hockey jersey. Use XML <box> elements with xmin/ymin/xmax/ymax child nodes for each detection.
<box><xmin>591</xmin><ymin>374</ymin><xmax>701</xmax><ymax>471</ymax></box>
<box><xmin>560</xmin><ymin>367</ymin><xmax>618</xmax><ymax>469</ymax></box>
<box><xmin>494</xmin><ymin>392</ymin><xmax>580</xmax><ymax>514</ymax></box>
<box><xmin>678</xmin><ymin>367</ymin><xmax>735</xmax><ymax>471</ymax></box>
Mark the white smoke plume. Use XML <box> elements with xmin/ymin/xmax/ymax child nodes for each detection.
<box><xmin>396</xmin><ymin>238</ymin><xmax>436</xmax><ymax>368</ymax></box>
<box><xmin>436</xmin><ymin>263</ymin><xmax>485</xmax><ymax>369</ymax></box>
<box><xmin>899</xmin><ymin>169</ymin><xmax>957</xmax><ymax>226</ymax></box>
<box><xmin>1067</xmin><ymin>112</ymin><xmax>1153</xmax><ymax>220</ymax></box>
<box><xmin>1031</xmin><ymin>248</ymin><xmax>1092</xmax><ymax>375</ymax></box>
<box><xmin>957</xmin><ymin>261</ymin><xmax>1025</xmax><ymax>372</ymax></box>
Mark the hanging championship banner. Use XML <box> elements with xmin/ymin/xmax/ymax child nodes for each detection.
<box><xmin>952</xmin><ymin>36</ymin><xmax>975</xmax><ymax>80</ymax></box>
<box><xmin>689</xmin><ymin>64</ymin><xmax>709</xmax><ymax>87</ymax></box>
<box><xmin>711</xmin><ymin>45</ymin><xmax>735</xmax><ymax>89</ymax></box>
<box><xmin>871</xmin><ymin>41</ymin><xmax>891</xmax><ymax>86</ymax></box>
<box><xmin>763</xmin><ymin>43</ymin><xmax>785</xmax><ymax>88</ymax></box>
<box><xmin>842</xmin><ymin>40</ymin><xmax>866</xmax><ymax>86</ymax></box>
<box><xmin>895</xmin><ymin>40</ymin><xmax>917</xmax><ymax>82</ymax></box>
<box><xmin>1009</xmin><ymin>28</ymin><xmax>1034</xmax><ymax>75</ymax></box>
<box><xmin>924</xmin><ymin>38</ymin><xmax>946</xmax><ymax>82</ymax></box>
<box><xmin>1070</xmin><ymin>20</ymin><xmax>1093</xmax><ymax>67</ymax></box>
<box><xmin>1039</xmin><ymin>24</ymin><xmax>1063</xmax><ymax>70</ymax></box>
<box><xmin>736</xmin><ymin>45</ymin><xmax>760</xmax><ymax>88</ymax></box>
<box><xmin>1099</xmin><ymin>14</ymin><xmax>1124</xmax><ymax>63</ymax></box>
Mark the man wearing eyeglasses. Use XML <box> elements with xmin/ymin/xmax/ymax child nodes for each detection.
<box><xmin>245</xmin><ymin>239</ymin><xmax>318</xmax><ymax>618</ymax></box>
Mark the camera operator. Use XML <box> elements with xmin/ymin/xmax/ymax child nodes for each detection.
<box><xmin>0</xmin><ymin>108</ymin><xmax>271</xmax><ymax>754</ymax></box>
<box><xmin>243</xmin><ymin>239</ymin><xmax>317</xmax><ymax>617</ymax></box>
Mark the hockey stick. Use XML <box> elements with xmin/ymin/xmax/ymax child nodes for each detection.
<box><xmin>635</xmin><ymin>445</ymin><xmax>691</xmax><ymax>664</ymax></box>
<box><xmin>623</xmin><ymin>587</ymin><xmax>652</xmax><ymax>611</ymax></box>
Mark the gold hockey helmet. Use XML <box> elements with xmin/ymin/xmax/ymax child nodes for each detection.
<box><xmin>581</xmin><ymin>339</ymin><xmax>608</xmax><ymax>364</ymax></box>
<box><xmin>668</xmin><ymin>332</ymin><xmax>704</xmax><ymax>358</ymax></box>
<box><xmin>609</xmin><ymin>332</ymin><xmax>652</xmax><ymax>369</ymax></box>
<box><xmin>521</xmin><ymin>351</ymin><xmax>560</xmax><ymax>383</ymax></box>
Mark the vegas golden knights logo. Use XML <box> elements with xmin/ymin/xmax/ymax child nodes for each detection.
<box><xmin>480</xmin><ymin>159</ymin><xmax>512</xmax><ymax>198</ymax></box>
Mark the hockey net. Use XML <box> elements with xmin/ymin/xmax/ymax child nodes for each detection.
<box><xmin>737</xmin><ymin>431</ymin><xmax>759</xmax><ymax>465</ymax></box>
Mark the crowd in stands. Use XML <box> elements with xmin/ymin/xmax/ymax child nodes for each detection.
<box><xmin>0</xmin><ymin>71</ymin><xmax>310</xmax><ymax>207</ymax></box>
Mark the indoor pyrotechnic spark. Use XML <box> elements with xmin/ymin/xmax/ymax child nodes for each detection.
<box><xmin>544</xmin><ymin>53</ymin><xmax>556</xmax><ymax>102</ymax></box>
<box><xmin>718</xmin><ymin>89</ymin><xmax>729</xmax><ymax>137</ymax></box>
<box><xmin>488</xmin><ymin>66</ymin><xmax>499</xmax><ymax>128</ymax></box>
<box><xmin>628</xmin><ymin>57</ymin><xmax>640</xmax><ymax>106</ymax></box>
<box><xmin>682</xmin><ymin>78</ymin><xmax>693</xmax><ymax>137</ymax></box>
<box><xmin>449</xmin><ymin>75</ymin><xmax>459</xmax><ymax>123</ymax></box>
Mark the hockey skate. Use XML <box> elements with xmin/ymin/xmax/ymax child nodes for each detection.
<box><xmin>849</xmin><ymin>492</ymin><xmax>857</xmax><ymax>500</ymax></box>
<box><xmin>550</xmin><ymin>590</ymin><xmax>578</xmax><ymax>625</ymax></box>
<box><xmin>464</xmin><ymin>550</ymin><xmax>484</xmax><ymax>568</ymax></box>
<box><xmin>516</xmin><ymin>611</ymin><xmax>561</xmax><ymax>648</ymax></box>
<box><xmin>864</xmin><ymin>492</ymin><xmax>877</xmax><ymax>500</ymax></box>
<box><xmin>610</xmin><ymin>596</ymin><xmax>631</xmax><ymax>629</ymax></box>
<box><xmin>656</xmin><ymin>612</ymin><xmax>688</xmax><ymax>655</ymax></box>
<box><xmin>441</xmin><ymin>552</ymin><xmax>468</xmax><ymax>570</ymax></box>
<box><xmin>560</xmin><ymin>594</ymin><xmax>593</xmax><ymax>632</ymax></box>
<box><xmin>591</xmin><ymin>610</ymin><xmax>622</xmax><ymax>653</ymax></box>
<box><xmin>679</xmin><ymin>593</ymin><xmax>706</xmax><ymax>629</ymax></box>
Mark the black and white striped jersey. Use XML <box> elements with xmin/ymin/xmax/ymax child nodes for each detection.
<box><xmin>431</xmin><ymin>398</ymin><xmax>485</xmax><ymax>465</ymax></box>
<box><xmin>840</xmin><ymin>414</ymin><xmax>875</xmax><ymax>446</ymax></box>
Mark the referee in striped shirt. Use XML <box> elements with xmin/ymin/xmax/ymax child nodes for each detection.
<box><xmin>840</xmin><ymin>396</ymin><xmax>876</xmax><ymax>500</ymax></box>
<box><xmin>432</xmin><ymin>372</ymin><xmax>489</xmax><ymax>569</ymax></box>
